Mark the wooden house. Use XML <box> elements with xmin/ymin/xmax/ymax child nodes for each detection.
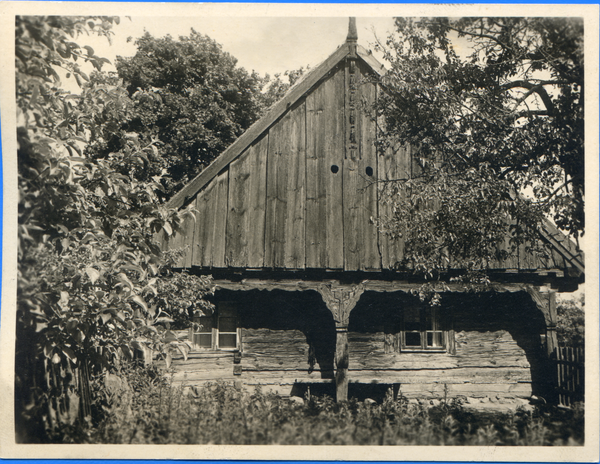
<box><xmin>160</xmin><ymin>19</ymin><xmax>584</xmax><ymax>402</ymax></box>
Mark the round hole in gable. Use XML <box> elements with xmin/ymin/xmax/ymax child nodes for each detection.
<box><xmin>331</xmin><ymin>165</ymin><xmax>339</xmax><ymax>174</ymax></box>
<box><xmin>365</xmin><ymin>166</ymin><xmax>373</xmax><ymax>176</ymax></box>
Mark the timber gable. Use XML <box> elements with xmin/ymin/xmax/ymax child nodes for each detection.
<box><xmin>162</xmin><ymin>19</ymin><xmax>584</xmax><ymax>403</ymax></box>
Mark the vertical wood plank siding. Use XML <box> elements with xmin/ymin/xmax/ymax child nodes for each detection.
<box><xmin>283</xmin><ymin>102</ymin><xmax>306</xmax><ymax>269</ymax></box>
<box><xmin>247</xmin><ymin>136</ymin><xmax>269</xmax><ymax>268</ymax></box>
<box><xmin>306</xmin><ymin>67</ymin><xmax>345</xmax><ymax>269</ymax></box>
<box><xmin>265</xmin><ymin>109</ymin><xmax>290</xmax><ymax>267</ymax></box>
<box><xmin>212</xmin><ymin>170</ymin><xmax>229</xmax><ymax>268</ymax></box>
<box><xmin>226</xmin><ymin>147</ymin><xmax>252</xmax><ymax>267</ymax></box>
<box><xmin>163</xmin><ymin>56</ymin><xmax>576</xmax><ymax>273</ymax></box>
<box><xmin>225</xmin><ymin>135</ymin><xmax>269</xmax><ymax>269</ymax></box>
<box><xmin>343</xmin><ymin>62</ymin><xmax>380</xmax><ymax>271</ymax></box>
<box><xmin>378</xmin><ymin>95</ymin><xmax>411</xmax><ymax>269</ymax></box>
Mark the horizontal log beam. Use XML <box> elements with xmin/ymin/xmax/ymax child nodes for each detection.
<box><xmin>212</xmin><ymin>278</ymin><xmax>538</xmax><ymax>294</ymax></box>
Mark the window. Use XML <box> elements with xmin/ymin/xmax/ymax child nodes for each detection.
<box><xmin>400</xmin><ymin>305</ymin><xmax>447</xmax><ymax>352</ymax></box>
<box><xmin>191</xmin><ymin>302</ymin><xmax>240</xmax><ymax>350</ymax></box>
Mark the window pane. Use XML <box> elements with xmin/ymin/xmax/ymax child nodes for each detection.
<box><xmin>219</xmin><ymin>333</ymin><xmax>237</xmax><ymax>348</ymax></box>
<box><xmin>194</xmin><ymin>333</ymin><xmax>212</xmax><ymax>348</ymax></box>
<box><xmin>405</xmin><ymin>332</ymin><xmax>421</xmax><ymax>347</ymax></box>
<box><xmin>427</xmin><ymin>331</ymin><xmax>443</xmax><ymax>348</ymax></box>
<box><xmin>425</xmin><ymin>308</ymin><xmax>439</xmax><ymax>331</ymax></box>
<box><xmin>219</xmin><ymin>317</ymin><xmax>237</xmax><ymax>333</ymax></box>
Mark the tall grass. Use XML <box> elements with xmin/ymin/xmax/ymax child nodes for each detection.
<box><xmin>86</xmin><ymin>366</ymin><xmax>583</xmax><ymax>445</ymax></box>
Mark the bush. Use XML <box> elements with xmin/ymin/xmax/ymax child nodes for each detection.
<box><xmin>557</xmin><ymin>295</ymin><xmax>585</xmax><ymax>348</ymax></box>
<box><xmin>78</xmin><ymin>375</ymin><xmax>584</xmax><ymax>445</ymax></box>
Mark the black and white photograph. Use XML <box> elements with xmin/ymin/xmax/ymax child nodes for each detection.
<box><xmin>0</xmin><ymin>2</ymin><xmax>598</xmax><ymax>460</ymax></box>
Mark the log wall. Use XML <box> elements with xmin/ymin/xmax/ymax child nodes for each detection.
<box><xmin>171</xmin><ymin>291</ymin><xmax>548</xmax><ymax>400</ymax></box>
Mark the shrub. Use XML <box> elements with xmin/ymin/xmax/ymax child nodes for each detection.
<box><xmin>81</xmin><ymin>376</ymin><xmax>584</xmax><ymax>446</ymax></box>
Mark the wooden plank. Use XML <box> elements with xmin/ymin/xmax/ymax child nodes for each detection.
<box><xmin>247</xmin><ymin>135</ymin><xmax>269</xmax><ymax>268</ymax></box>
<box><xmin>283</xmin><ymin>101</ymin><xmax>306</xmax><ymax>269</ymax></box>
<box><xmin>225</xmin><ymin>147</ymin><xmax>251</xmax><ymax>267</ymax></box>
<box><xmin>355</xmin><ymin>62</ymin><xmax>379</xmax><ymax>270</ymax></box>
<box><xmin>343</xmin><ymin>64</ymin><xmax>387</xmax><ymax>270</ymax></box>
<box><xmin>305</xmin><ymin>67</ymin><xmax>345</xmax><ymax>269</ymax></box>
<box><xmin>212</xmin><ymin>170</ymin><xmax>229</xmax><ymax>268</ymax></box>
<box><xmin>324</xmin><ymin>68</ymin><xmax>346</xmax><ymax>269</ymax></box>
<box><xmin>167</xmin><ymin>44</ymin><xmax>353</xmax><ymax>211</ymax></box>
<box><xmin>265</xmin><ymin>111</ymin><xmax>289</xmax><ymax>268</ymax></box>
<box><xmin>377</xmin><ymin>92</ymin><xmax>411</xmax><ymax>269</ymax></box>
<box><xmin>192</xmin><ymin>180</ymin><xmax>216</xmax><ymax>267</ymax></box>
<box><xmin>305</xmin><ymin>84</ymin><xmax>327</xmax><ymax>268</ymax></box>
<box><xmin>181</xmin><ymin>213</ymin><xmax>195</xmax><ymax>268</ymax></box>
<box><xmin>335</xmin><ymin>328</ymin><xmax>349</xmax><ymax>401</ymax></box>
<box><xmin>346</xmin><ymin>369</ymin><xmax>532</xmax><ymax>384</ymax></box>
<box><xmin>343</xmin><ymin>58</ymin><xmax>360</xmax><ymax>271</ymax></box>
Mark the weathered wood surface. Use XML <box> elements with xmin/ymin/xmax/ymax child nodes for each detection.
<box><xmin>159</xmin><ymin>35</ymin><xmax>582</xmax><ymax>277</ymax></box>
<box><xmin>241</xmin><ymin>329</ymin><xmax>312</xmax><ymax>372</ymax></box>
<box><xmin>343</xmin><ymin>61</ymin><xmax>379</xmax><ymax>271</ymax></box>
<box><xmin>305</xmin><ymin>66</ymin><xmax>345</xmax><ymax>269</ymax></box>
<box><xmin>191</xmin><ymin>178</ymin><xmax>217</xmax><ymax>267</ymax></box>
<box><xmin>225</xmin><ymin>146</ymin><xmax>252</xmax><ymax>267</ymax></box>
<box><xmin>170</xmin><ymin>322</ymin><xmax>535</xmax><ymax>398</ymax></box>
<box><xmin>166</xmin><ymin>44</ymin><xmax>353</xmax><ymax>211</ymax></box>
<box><xmin>377</xmin><ymin>96</ymin><xmax>411</xmax><ymax>270</ymax></box>
<box><xmin>188</xmin><ymin>169</ymin><xmax>229</xmax><ymax>268</ymax></box>
<box><xmin>284</xmin><ymin>102</ymin><xmax>306</xmax><ymax>269</ymax></box>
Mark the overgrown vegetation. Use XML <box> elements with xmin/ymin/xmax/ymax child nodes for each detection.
<box><xmin>15</xmin><ymin>15</ymin><xmax>306</xmax><ymax>443</ymax></box>
<box><xmin>557</xmin><ymin>295</ymin><xmax>585</xmax><ymax>348</ymax></box>
<box><xmin>376</xmin><ymin>18</ymin><xmax>584</xmax><ymax>286</ymax></box>
<box><xmin>76</xmin><ymin>376</ymin><xmax>583</xmax><ymax>445</ymax></box>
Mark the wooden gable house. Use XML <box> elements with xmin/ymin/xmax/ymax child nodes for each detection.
<box><xmin>160</xmin><ymin>19</ymin><xmax>584</xmax><ymax>402</ymax></box>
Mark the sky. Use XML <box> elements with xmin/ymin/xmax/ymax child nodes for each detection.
<box><xmin>83</xmin><ymin>16</ymin><xmax>396</xmax><ymax>80</ymax></box>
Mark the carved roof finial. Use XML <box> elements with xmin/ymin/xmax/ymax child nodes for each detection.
<box><xmin>346</xmin><ymin>17</ymin><xmax>358</xmax><ymax>43</ymax></box>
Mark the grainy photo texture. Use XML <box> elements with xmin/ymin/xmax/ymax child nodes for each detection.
<box><xmin>2</xmin><ymin>4</ymin><xmax>597</xmax><ymax>460</ymax></box>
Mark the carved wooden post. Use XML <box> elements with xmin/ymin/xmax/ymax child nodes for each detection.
<box><xmin>525</xmin><ymin>286</ymin><xmax>558</xmax><ymax>357</ymax></box>
<box><xmin>525</xmin><ymin>285</ymin><xmax>559</xmax><ymax>403</ymax></box>
<box><xmin>318</xmin><ymin>283</ymin><xmax>364</xmax><ymax>401</ymax></box>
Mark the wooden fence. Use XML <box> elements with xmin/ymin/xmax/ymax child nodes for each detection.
<box><xmin>554</xmin><ymin>346</ymin><xmax>584</xmax><ymax>407</ymax></box>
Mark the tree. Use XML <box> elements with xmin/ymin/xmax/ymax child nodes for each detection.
<box><xmin>16</xmin><ymin>16</ymin><xmax>212</xmax><ymax>442</ymax></box>
<box><xmin>376</xmin><ymin>17</ymin><xmax>583</xmax><ymax>281</ymax></box>
<box><xmin>99</xmin><ymin>31</ymin><xmax>306</xmax><ymax>198</ymax></box>
<box><xmin>103</xmin><ymin>31</ymin><xmax>264</xmax><ymax>197</ymax></box>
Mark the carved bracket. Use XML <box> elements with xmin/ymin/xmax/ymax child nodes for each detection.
<box><xmin>524</xmin><ymin>285</ymin><xmax>557</xmax><ymax>327</ymax></box>
<box><xmin>524</xmin><ymin>285</ymin><xmax>558</xmax><ymax>356</ymax></box>
<box><xmin>318</xmin><ymin>283</ymin><xmax>365</xmax><ymax>327</ymax></box>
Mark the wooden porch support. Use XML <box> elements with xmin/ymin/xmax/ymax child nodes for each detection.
<box><xmin>525</xmin><ymin>285</ymin><xmax>558</xmax><ymax>357</ymax></box>
<box><xmin>317</xmin><ymin>284</ymin><xmax>364</xmax><ymax>401</ymax></box>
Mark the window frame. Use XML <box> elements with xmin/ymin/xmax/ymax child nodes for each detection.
<box><xmin>399</xmin><ymin>304</ymin><xmax>450</xmax><ymax>353</ymax></box>
<box><xmin>190</xmin><ymin>301</ymin><xmax>241</xmax><ymax>351</ymax></box>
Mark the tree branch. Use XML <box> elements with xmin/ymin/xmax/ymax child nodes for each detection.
<box><xmin>501</xmin><ymin>80</ymin><xmax>556</xmax><ymax>115</ymax></box>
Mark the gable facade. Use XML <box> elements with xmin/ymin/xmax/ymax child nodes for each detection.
<box><xmin>160</xmin><ymin>21</ymin><xmax>584</xmax><ymax>403</ymax></box>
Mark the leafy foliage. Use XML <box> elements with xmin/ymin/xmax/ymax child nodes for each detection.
<box><xmin>376</xmin><ymin>18</ymin><xmax>583</xmax><ymax>279</ymax></box>
<box><xmin>83</xmin><ymin>380</ymin><xmax>584</xmax><ymax>445</ymax></box>
<box><xmin>105</xmin><ymin>31</ymin><xmax>304</xmax><ymax>197</ymax></box>
<box><xmin>15</xmin><ymin>16</ymin><xmax>212</xmax><ymax>441</ymax></box>
<box><xmin>556</xmin><ymin>296</ymin><xmax>585</xmax><ymax>348</ymax></box>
